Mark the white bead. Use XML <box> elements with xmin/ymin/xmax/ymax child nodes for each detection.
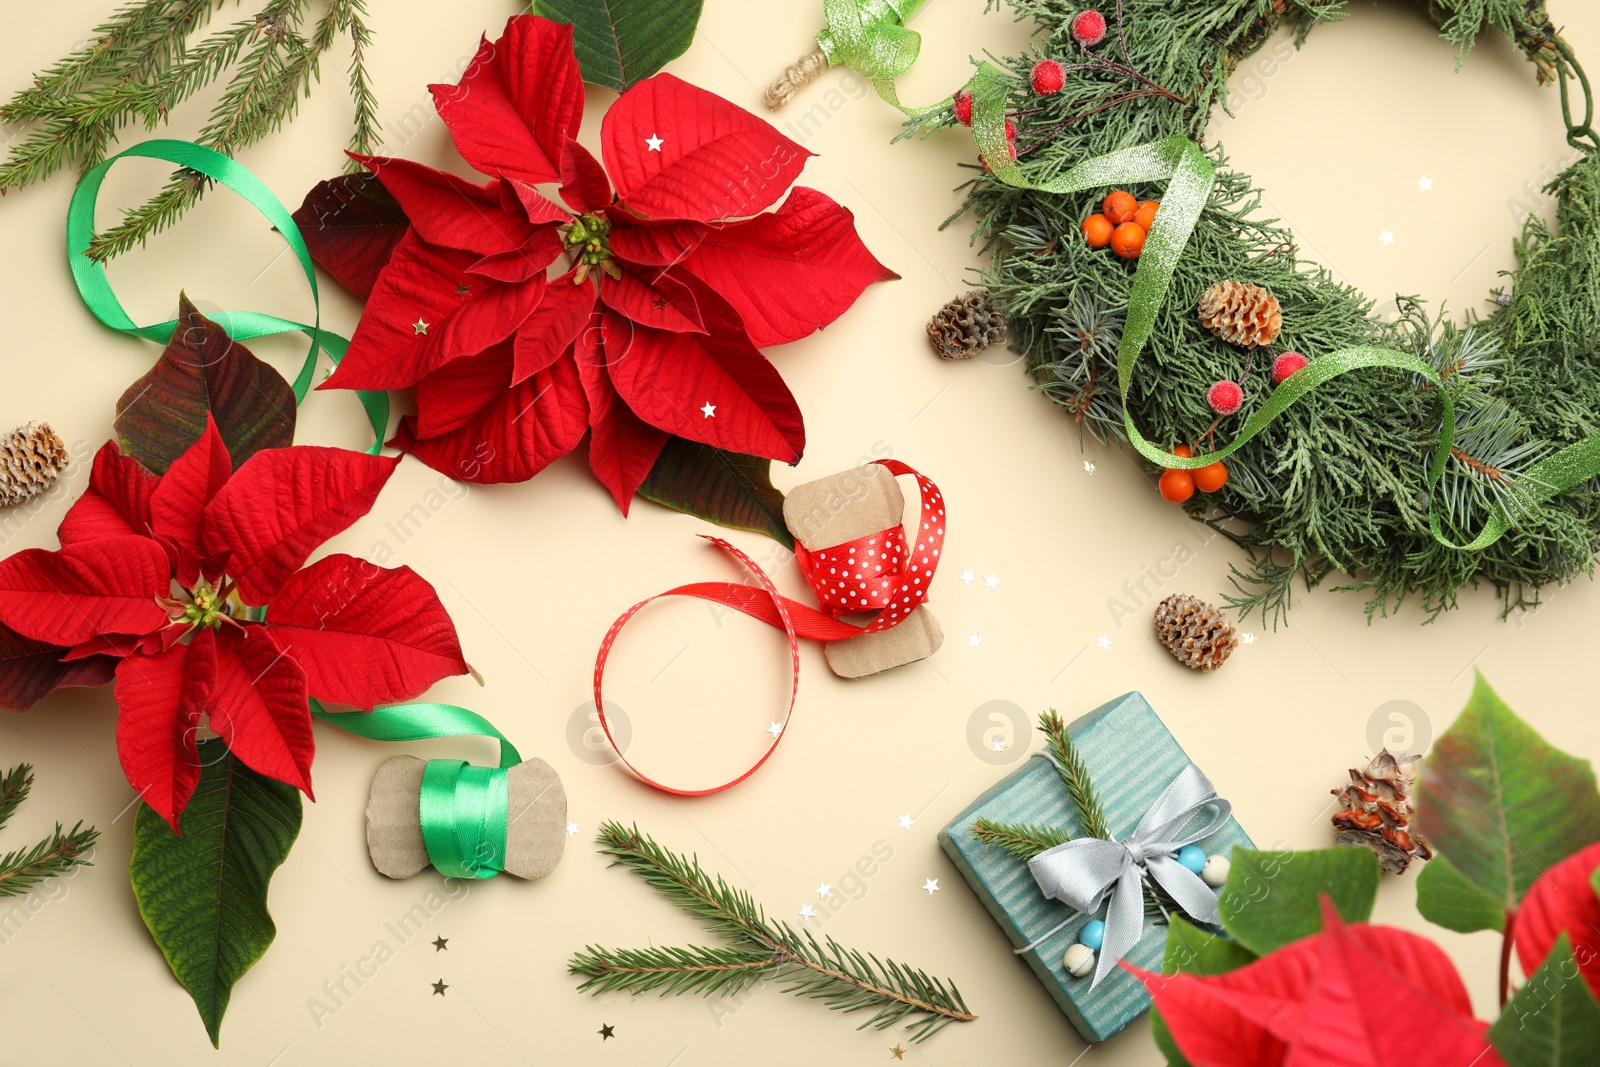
<box><xmin>1063</xmin><ymin>942</ymin><xmax>1095</xmax><ymax>978</ymax></box>
<box><xmin>1201</xmin><ymin>854</ymin><xmax>1230</xmax><ymax>888</ymax></box>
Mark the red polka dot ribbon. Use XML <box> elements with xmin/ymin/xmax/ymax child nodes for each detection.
<box><xmin>592</xmin><ymin>461</ymin><xmax>945</xmax><ymax>795</ymax></box>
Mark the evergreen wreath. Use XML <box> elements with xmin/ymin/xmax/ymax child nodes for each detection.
<box><xmin>941</xmin><ymin>0</ymin><xmax>1600</xmax><ymax>624</ymax></box>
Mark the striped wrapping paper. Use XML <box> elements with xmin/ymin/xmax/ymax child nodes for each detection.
<box><xmin>938</xmin><ymin>691</ymin><xmax>1255</xmax><ymax>1043</ymax></box>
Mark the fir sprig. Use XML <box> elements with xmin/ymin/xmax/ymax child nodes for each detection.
<box><xmin>0</xmin><ymin>0</ymin><xmax>379</xmax><ymax>260</ymax></box>
<box><xmin>0</xmin><ymin>765</ymin><xmax>99</xmax><ymax>899</ymax></box>
<box><xmin>568</xmin><ymin>822</ymin><xmax>977</xmax><ymax>1042</ymax></box>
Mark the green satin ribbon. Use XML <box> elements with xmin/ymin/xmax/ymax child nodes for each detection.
<box><xmin>818</xmin><ymin>0</ymin><xmax>929</xmax><ymax>109</ymax></box>
<box><xmin>66</xmin><ymin>139</ymin><xmax>388</xmax><ymax>452</ymax></box>
<box><xmin>966</xmin><ymin>62</ymin><xmax>1600</xmax><ymax>552</ymax></box>
<box><xmin>313</xmin><ymin>700</ymin><xmax>522</xmax><ymax>881</ymax></box>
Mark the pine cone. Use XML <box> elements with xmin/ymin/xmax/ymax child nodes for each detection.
<box><xmin>0</xmin><ymin>422</ymin><xmax>68</xmax><ymax>508</ymax></box>
<box><xmin>1153</xmin><ymin>593</ymin><xmax>1238</xmax><ymax>671</ymax></box>
<box><xmin>928</xmin><ymin>290</ymin><xmax>1007</xmax><ymax>360</ymax></box>
<box><xmin>1331</xmin><ymin>750</ymin><xmax>1432</xmax><ymax>874</ymax></box>
<box><xmin>1198</xmin><ymin>280</ymin><xmax>1282</xmax><ymax>348</ymax></box>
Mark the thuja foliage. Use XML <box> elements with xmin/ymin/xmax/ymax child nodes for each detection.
<box><xmin>0</xmin><ymin>0</ymin><xmax>378</xmax><ymax>261</ymax></box>
<box><xmin>569</xmin><ymin>822</ymin><xmax>976</xmax><ymax>1041</ymax></box>
<box><xmin>946</xmin><ymin>0</ymin><xmax>1600</xmax><ymax>624</ymax></box>
<box><xmin>0</xmin><ymin>764</ymin><xmax>98</xmax><ymax>898</ymax></box>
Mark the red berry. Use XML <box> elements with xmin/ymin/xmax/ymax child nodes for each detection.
<box><xmin>1030</xmin><ymin>59</ymin><xmax>1066</xmax><ymax>96</ymax></box>
<box><xmin>1072</xmin><ymin>9</ymin><xmax>1108</xmax><ymax>47</ymax></box>
<box><xmin>1005</xmin><ymin>118</ymin><xmax>1018</xmax><ymax>141</ymax></box>
<box><xmin>1207</xmin><ymin>380</ymin><xmax>1244</xmax><ymax>416</ymax></box>
<box><xmin>1193</xmin><ymin>461</ymin><xmax>1229</xmax><ymax>493</ymax></box>
<box><xmin>1159</xmin><ymin>468</ymin><xmax>1195</xmax><ymax>504</ymax></box>
<box><xmin>1272</xmin><ymin>351</ymin><xmax>1308</xmax><ymax>385</ymax></box>
<box><xmin>1173</xmin><ymin>444</ymin><xmax>1194</xmax><ymax>458</ymax></box>
<box><xmin>953</xmin><ymin>90</ymin><xmax>973</xmax><ymax>127</ymax></box>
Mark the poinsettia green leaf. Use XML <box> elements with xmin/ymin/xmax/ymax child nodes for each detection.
<box><xmin>130</xmin><ymin>740</ymin><xmax>301</xmax><ymax>1047</ymax></box>
<box><xmin>114</xmin><ymin>294</ymin><xmax>296</xmax><ymax>475</ymax></box>
<box><xmin>1417</xmin><ymin>853</ymin><xmax>1509</xmax><ymax>934</ymax></box>
<box><xmin>1490</xmin><ymin>934</ymin><xmax>1600</xmax><ymax>1065</ymax></box>
<box><xmin>1216</xmin><ymin>847</ymin><xmax>1379</xmax><ymax>956</ymax></box>
<box><xmin>636</xmin><ymin>437</ymin><xmax>794</xmax><ymax>548</ymax></box>
<box><xmin>532</xmin><ymin>0</ymin><xmax>705</xmax><ymax>91</ymax></box>
<box><xmin>1151</xmin><ymin>916</ymin><xmax>1256</xmax><ymax>1066</ymax></box>
<box><xmin>1417</xmin><ymin>672</ymin><xmax>1600</xmax><ymax>912</ymax></box>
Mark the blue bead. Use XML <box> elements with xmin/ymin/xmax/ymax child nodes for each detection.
<box><xmin>1177</xmin><ymin>845</ymin><xmax>1207</xmax><ymax>874</ymax></box>
<box><xmin>1079</xmin><ymin>919</ymin><xmax>1105</xmax><ymax>950</ymax></box>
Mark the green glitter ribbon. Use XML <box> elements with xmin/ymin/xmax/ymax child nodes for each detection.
<box><xmin>818</xmin><ymin>0</ymin><xmax>931</xmax><ymax>109</ymax></box>
<box><xmin>966</xmin><ymin>62</ymin><xmax>1600</xmax><ymax>552</ymax></box>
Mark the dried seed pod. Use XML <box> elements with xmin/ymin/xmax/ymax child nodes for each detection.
<box><xmin>1153</xmin><ymin>593</ymin><xmax>1238</xmax><ymax>671</ymax></box>
<box><xmin>1331</xmin><ymin>750</ymin><xmax>1433</xmax><ymax>875</ymax></box>
<box><xmin>928</xmin><ymin>290</ymin><xmax>1008</xmax><ymax>360</ymax></box>
<box><xmin>0</xmin><ymin>422</ymin><xmax>69</xmax><ymax>508</ymax></box>
<box><xmin>1198</xmin><ymin>280</ymin><xmax>1282</xmax><ymax>348</ymax></box>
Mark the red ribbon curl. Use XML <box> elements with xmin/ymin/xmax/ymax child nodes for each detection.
<box><xmin>592</xmin><ymin>460</ymin><xmax>945</xmax><ymax>795</ymax></box>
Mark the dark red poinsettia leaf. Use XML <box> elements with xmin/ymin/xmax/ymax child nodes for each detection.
<box><xmin>502</xmin><ymin>178</ymin><xmax>571</xmax><ymax>226</ymax></box>
<box><xmin>265</xmin><ymin>553</ymin><xmax>469</xmax><ymax>709</ymax></box>
<box><xmin>513</xmin><ymin>273</ymin><xmax>596</xmax><ymax>384</ymax></box>
<box><xmin>602</xmin><ymin>73</ymin><xmax>812</xmax><ymax>223</ymax></box>
<box><xmin>208</xmin><ymin>626</ymin><xmax>314</xmax><ymax>796</ymax></box>
<box><xmin>575</xmin><ymin>315</ymin><xmax>670</xmax><ymax>512</ymax></box>
<box><xmin>683</xmin><ymin>187</ymin><xmax>899</xmax><ymax>347</ymax></box>
<box><xmin>599</xmin><ymin>266</ymin><xmax>705</xmax><ymax>334</ymax></box>
<box><xmin>560</xmin><ymin>138</ymin><xmax>612</xmax><ymax>214</ymax></box>
<box><xmin>393</xmin><ymin>354</ymin><xmax>589</xmax><ymax>484</ymax></box>
<box><xmin>114</xmin><ymin>295</ymin><xmax>297</xmax><ymax>476</ymax></box>
<box><xmin>466</xmin><ymin>229</ymin><xmax>566</xmax><ymax>283</ymax></box>
<box><xmin>113</xmin><ymin>637</ymin><xmax>213</xmax><ymax>833</ymax></box>
<box><xmin>58</xmin><ymin>441</ymin><xmax>157</xmax><ymax>545</ymax></box>
<box><xmin>608</xmin><ymin>214</ymin><xmax>705</xmax><ymax>266</ymax></box>
<box><xmin>200</xmin><ymin>448</ymin><xmax>400</xmax><ymax>604</ymax></box>
<box><xmin>324</xmin><ymin>232</ymin><xmax>525</xmax><ymax>391</ymax></box>
<box><xmin>415</xmin><ymin>343</ymin><xmax>518</xmax><ymax>438</ymax></box>
<box><xmin>0</xmin><ymin>536</ymin><xmax>171</xmax><ymax>646</ymax></box>
<box><xmin>429</xmin><ymin>17</ymin><xmax>584</xmax><ymax>188</ymax></box>
<box><xmin>0</xmin><ymin>621</ymin><xmax>115</xmax><ymax>712</ymax></box>
<box><xmin>601</xmin><ymin>296</ymin><xmax>804</xmax><ymax>462</ymax></box>
<box><xmin>352</xmin><ymin>154</ymin><xmax>542</xmax><ymax>256</ymax></box>
<box><xmin>1515</xmin><ymin>840</ymin><xmax>1600</xmax><ymax>1001</ymax></box>
<box><xmin>292</xmin><ymin>172</ymin><xmax>410</xmax><ymax>300</ymax></box>
<box><xmin>149</xmin><ymin>415</ymin><xmax>232</xmax><ymax>556</ymax></box>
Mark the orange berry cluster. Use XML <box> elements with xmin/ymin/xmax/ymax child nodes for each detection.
<box><xmin>1158</xmin><ymin>445</ymin><xmax>1228</xmax><ymax>504</ymax></box>
<box><xmin>1082</xmin><ymin>190</ymin><xmax>1158</xmax><ymax>259</ymax></box>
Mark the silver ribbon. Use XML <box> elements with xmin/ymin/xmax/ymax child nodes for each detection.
<box><xmin>1019</xmin><ymin>762</ymin><xmax>1232</xmax><ymax>988</ymax></box>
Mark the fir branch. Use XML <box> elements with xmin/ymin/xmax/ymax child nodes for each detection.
<box><xmin>971</xmin><ymin>817</ymin><xmax>1069</xmax><ymax>861</ymax></box>
<box><xmin>0</xmin><ymin>765</ymin><xmax>98</xmax><ymax>898</ymax></box>
<box><xmin>1040</xmin><ymin>710</ymin><xmax>1111</xmax><ymax>840</ymax></box>
<box><xmin>571</xmin><ymin>823</ymin><xmax>977</xmax><ymax>1042</ymax></box>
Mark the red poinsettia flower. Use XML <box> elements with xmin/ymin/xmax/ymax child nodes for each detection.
<box><xmin>317</xmin><ymin>15</ymin><xmax>897</xmax><ymax>511</ymax></box>
<box><xmin>0</xmin><ymin>418</ymin><xmax>470</xmax><ymax>832</ymax></box>
<box><xmin>1133</xmin><ymin>899</ymin><xmax>1504</xmax><ymax>1066</ymax></box>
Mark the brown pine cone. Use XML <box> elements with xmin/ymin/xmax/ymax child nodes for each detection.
<box><xmin>1198</xmin><ymin>280</ymin><xmax>1282</xmax><ymax>348</ymax></box>
<box><xmin>1331</xmin><ymin>750</ymin><xmax>1433</xmax><ymax>875</ymax></box>
<box><xmin>928</xmin><ymin>290</ymin><xmax>1008</xmax><ymax>360</ymax></box>
<box><xmin>1153</xmin><ymin>593</ymin><xmax>1238</xmax><ymax>671</ymax></box>
<box><xmin>0</xmin><ymin>422</ymin><xmax>68</xmax><ymax>508</ymax></box>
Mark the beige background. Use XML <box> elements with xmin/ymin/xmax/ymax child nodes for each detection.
<box><xmin>3</xmin><ymin>1</ymin><xmax>1598</xmax><ymax>1063</ymax></box>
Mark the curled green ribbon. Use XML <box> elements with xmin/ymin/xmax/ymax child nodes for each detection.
<box><xmin>818</xmin><ymin>0</ymin><xmax>929</xmax><ymax>109</ymax></box>
<box><xmin>313</xmin><ymin>701</ymin><xmax>522</xmax><ymax>881</ymax></box>
<box><xmin>966</xmin><ymin>62</ymin><xmax>1600</xmax><ymax>553</ymax></box>
<box><xmin>67</xmin><ymin>139</ymin><xmax>388</xmax><ymax>452</ymax></box>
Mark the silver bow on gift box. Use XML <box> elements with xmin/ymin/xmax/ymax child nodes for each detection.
<box><xmin>1018</xmin><ymin>763</ymin><xmax>1232</xmax><ymax>988</ymax></box>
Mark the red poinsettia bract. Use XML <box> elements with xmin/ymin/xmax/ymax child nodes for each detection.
<box><xmin>1514</xmin><ymin>840</ymin><xmax>1600</xmax><ymax>999</ymax></box>
<box><xmin>318</xmin><ymin>15</ymin><xmax>897</xmax><ymax>510</ymax></box>
<box><xmin>0</xmin><ymin>419</ymin><xmax>470</xmax><ymax>832</ymax></box>
<box><xmin>1133</xmin><ymin>899</ymin><xmax>1504</xmax><ymax>1066</ymax></box>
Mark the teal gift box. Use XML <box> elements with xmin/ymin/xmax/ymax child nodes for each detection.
<box><xmin>937</xmin><ymin>691</ymin><xmax>1255</xmax><ymax>1043</ymax></box>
